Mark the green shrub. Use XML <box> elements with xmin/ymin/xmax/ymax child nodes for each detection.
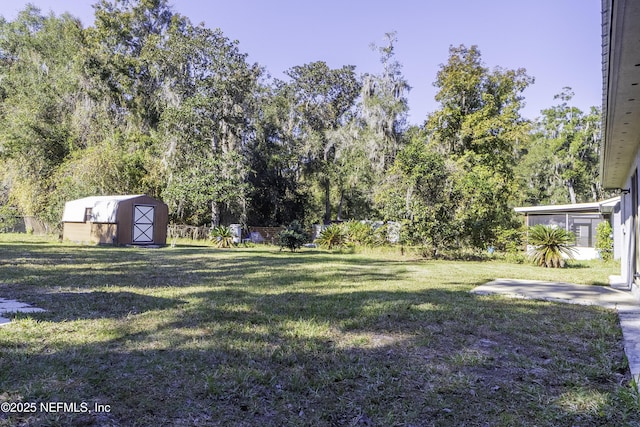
<box><xmin>527</xmin><ymin>225</ymin><xmax>576</xmax><ymax>268</ymax></box>
<box><xmin>503</xmin><ymin>237</ymin><xmax>526</xmax><ymax>264</ymax></box>
<box><xmin>209</xmin><ymin>225</ymin><xmax>234</xmax><ymax>248</ymax></box>
<box><xmin>277</xmin><ymin>221</ymin><xmax>307</xmax><ymax>252</ymax></box>
<box><xmin>595</xmin><ymin>221</ymin><xmax>614</xmax><ymax>262</ymax></box>
<box><xmin>504</xmin><ymin>251</ymin><xmax>527</xmax><ymax>264</ymax></box>
<box><xmin>371</xmin><ymin>223</ymin><xmax>392</xmax><ymax>247</ymax></box>
<box><xmin>0</xmin><ymin>207</ymin><xmax>19</xmax><ymax>233</ymax></box>
<box><xmin>344</xmin><ymin>221</ymin><xmax>375</xmax><ymax>246</ymax></box>
<box><xmin>316</xmin><ymin>224</ymin><xmax>346</xmax><ymax>250</ymax></box>
<box><xmin>495</xmin><ymin>227</ymin><xmax>524</xmax><ymax>252</ymax></box>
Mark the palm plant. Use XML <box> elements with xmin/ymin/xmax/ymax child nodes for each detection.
<box><xmin>315</xmin><ymin>224</ymin><xmax>346</xmax><ymax>250</ymax></box>
<box><xmin>210</xmin><ymin>225</ymin><xmax>234</xmax><ymax>248</ymax></box>
<box><xmin>527</xmin><ymin>225</ymin><xmax>576</xmax><ymax>268</ymax></box>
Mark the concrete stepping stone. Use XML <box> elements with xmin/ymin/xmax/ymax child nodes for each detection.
<box><xmin>0</xmin><ymin>298</ymin><xmax>45</xmax><ymax>326</ymax></box>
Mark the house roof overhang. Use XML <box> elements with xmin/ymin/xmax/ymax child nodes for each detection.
<box><xmin>514</xmin><ymin>197</ymin><xmax>620</xmax><ymax>215</ymax></box>
<box><xmin>601</xmin><ymin>0</ymin><xmax>640</xmax><ymax>189</ymax></box>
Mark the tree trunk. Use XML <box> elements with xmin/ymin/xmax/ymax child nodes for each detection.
<box><xmin>337</xmin><ymin>190</ymin><xmax>344</xmax><ymax>221</ymax></box>
<box><xmin>591</xmin><ymin>182</ymin><xmax>599</xmax><ymax>202</ymax></box>
<box><xmin>567</xmin><ymin>180</ymin><xmax>577</xmax><ymax>204</ymax></box>
<box><xmin>211</xmin><ymin>201</ymin><xmax>220</xmax><ymax>227</ymax></box>
<box><xmin>405</xmin><ymin>185</ymin><xmax>414</xmax><ymax>218</ymax></box>
<box><xmin>323</xmin><ymin>178</ymin><xmax>331</xmax><ymax>224</ymax></box>
<box><xmin>240</xmin><ymin>197</ymin><xmax>247</xmax><ymax>226</ymax></box>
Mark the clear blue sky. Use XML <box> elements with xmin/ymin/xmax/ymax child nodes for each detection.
<box><xmin>1</xmin><ymin>0</ymin><xmax>602</xmax><ymax>125</ymax></box>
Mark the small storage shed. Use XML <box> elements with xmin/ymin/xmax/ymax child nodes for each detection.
<box><xmin>62</xmin><ymin>195</ymin><xmax>168</xmax><ymax>246</ymax></box>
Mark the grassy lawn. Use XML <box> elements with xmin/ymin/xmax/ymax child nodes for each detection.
<box><xmin>0</xmin><ymin>234</ymin><xmax>638</xmax><ymax>426</ymax></box>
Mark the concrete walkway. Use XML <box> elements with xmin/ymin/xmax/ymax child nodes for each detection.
<box><xmin>471</xmin><ymin>278</ymin><xmax>640</xmax><ymax>382</ymax></box>
<box><xmin>0</xmin><ymin>298</ymin><xmax>45</xmax><ymax>326</ymax></box>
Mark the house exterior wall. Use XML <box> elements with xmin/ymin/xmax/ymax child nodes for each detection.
<box><xmin>620</xmin><ymin>189</ymin><xmax>631</xmax><ymax>285</ymax></box>
<box><xmin>524</xmin><ymin>245</ymin><xmax>600</xmax><ymax>261</ymax></box>
<box><xmin>518</xmin><ymin>208</ymin><xmax>620</xmax><ymax>261</ymax></box>
<box><xmin>613</xmin><ymin>202</ymin><xmax>622</xmax><ymax>260</ymax></box>
<box><xmin>619</xmin><ymin>148</ymin><xmax>640</xmax><ymax>290</ymax></box>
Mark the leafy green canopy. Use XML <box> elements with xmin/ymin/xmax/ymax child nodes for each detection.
<box><xmin>434</xmin><ymin>46</ymin><xmax>532</xmax><ymax>247</ymax></box>
<box><xmin>0</xmin><ymin>4</ymin><xmax>606</xmax><ymax>251</ymax></box>
<box><xmin>376</xmin><ymin>132</ymin><xmax>459</xmax><ymax>256</ymax></box>
<box><xmin>516</xmin><ymin>88</ymin><xmax>605</xmax><ymax>206</ymax></box>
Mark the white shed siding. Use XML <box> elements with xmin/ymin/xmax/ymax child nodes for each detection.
<box><xmin>62</xmin><ymin>195</ymin><xmax>143</xmax><ymax>223</ymax></box>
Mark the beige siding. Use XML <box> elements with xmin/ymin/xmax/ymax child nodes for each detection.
<box><xmin>91</xmin><ymin>223</ymin><xmax>118</xmax><ymax>244</ymax></box>
<box><xmin>63</xmin><ymin>223</ymin><xmax>92</xmax><ymax>243</ymax></box>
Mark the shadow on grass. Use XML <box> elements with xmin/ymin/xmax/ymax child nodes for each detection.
<box><xmin>0</xmin><ymin>287</ymin><xmax>636</xmax><ymax>426</ymax></box>
<box><xmin>1</xmin><ymin>245</ymin><xmax>411</xmax><ymax>301</ymax></box>
<box><xmin>26</xmin><ymin>291</ymin><xmax>188</xmax><ymax>321</ymax></box>
<box><xmin>0</xmin><ymin>239</ymin><xmax>635</xmax><ymax>425</ymax></box>
<box><xmin>565</xmin><ymin>263</ymin><xmax>590</xmax><ymax>269</ymax></box>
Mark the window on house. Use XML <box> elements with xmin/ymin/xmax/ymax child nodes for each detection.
<box><xmin>528</xmin><ymin>214</ymin><xmax>566</xmax><ymax>230</ymax></box>
<box><xmin>568</xmin><ymin>214</ymin><xmax>602</xmax><ymax>248</ymax></box>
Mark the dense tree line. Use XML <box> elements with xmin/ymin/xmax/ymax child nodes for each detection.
<box><xmin>0</xmin><ymin>1</ymin><xmax>606</xmax><ymax>250</ymax></box>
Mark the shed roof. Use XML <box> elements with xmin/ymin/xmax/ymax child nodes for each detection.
<box><xmin>514</xmin><ymin>197</ymin><xmax>620</xmax><ymax>215</ymax></box>
<box><xmin>62</xmin><ymin>195</ymin><xmax>144</xmax><ymax>223</ymax></box>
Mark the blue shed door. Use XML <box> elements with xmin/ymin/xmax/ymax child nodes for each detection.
<box><xmin>133</xmin><ymin>205</ymin><xmax>154</xmax><ymax>243</ymax></box>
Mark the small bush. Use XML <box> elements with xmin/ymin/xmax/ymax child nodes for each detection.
<box><xmin>504</xmin><ymin>251</ymin><xmax>527</xmax><ymax>264</ymax></box>
<box><xmin>527</xmin><ymin>225</ymin><xmax>576</xmax><ymax>268</ymax></box>
<box><xmin>316</xmin><ymin>224</ymin><xmax>346</xmax><ymax>250</ymax></box>
<box><xmin>210</xmin><ymin>225</ymin><xmax>234</xmax><ymax>248</ymax></box>
<box><xmin>503</xmin><ymin>239</ymin><xmax>526</xmax><ymax>264</ymax></box>
<box><xmin>595</xmin><ymin>221</ymin><xmax>614</xmax><ymax>262</ymax></box>
<box><xmin>344</xmin><ymin>221</ymin><xmax>375</xmax><ymax>246</ymax></box>
<box><xmin>495</xmin><ymin>227</ymin><xmax>524</xmax><ymax>252</ymax></box>
<box><xmin>277</xmin><ymin>221</ymin><xmax>307</xmax><ymax>252</ymax></box>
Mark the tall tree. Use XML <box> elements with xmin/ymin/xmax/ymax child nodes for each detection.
<box><xmin>327</xmin><ymin>114</ymin><xmax>376</xmax><ymax>221</ymax></box>
<box><xmin>157</xmin><ymin>23</ymin><xmax>261</xmax><ymax>226</ymax></box>
<box><xmin>517</xmin><ymin>88</ymin><xmax>603</xmax><ymax>205</ymax></box>
<box><xmin>426</xmin><ymin>44</ymin><xmax>533</xmax><ymax>248</ymax></box>
<box><xmin>86</xmin><ymin>0</ymin><xmax>176</xmax><ymax>131</ymax></box>
<box><xmin>246</xmin><ymin>84</ymin><xmax>309</xmax><ymax>226</ymax></box>
<box><xmin>281</xmin><ymin>61</ymin><xmax>361</xmax><ymax>223</ymax></box>
<box><xmin>361</xmin><ymin>32</ymin><xmax>410</xmax><ymax>175</ymax></box>
<box><xmin>0</xmin><ymin>7</ymin><xmax>85</xmax><ymax>219</ymax></box>
<box><xmin>376</xmin><ymin>130</ymin><xmax>459</xmax><ymax>256</ymax></box>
